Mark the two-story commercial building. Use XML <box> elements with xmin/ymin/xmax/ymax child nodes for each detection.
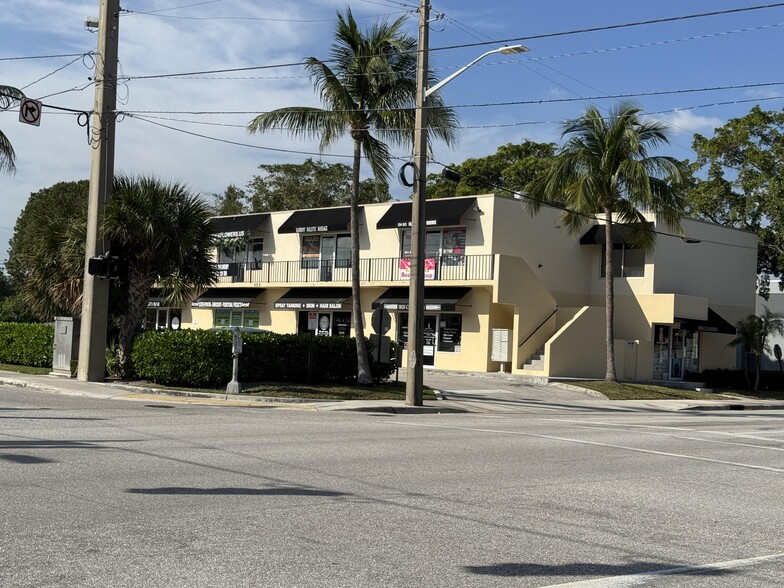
<box><xmin>156</xmin><ymin>194</ymin><xmax>756</xmax><ymax>381</ymax></box>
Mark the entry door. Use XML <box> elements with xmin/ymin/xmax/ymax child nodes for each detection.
<box><xmin>670</xmin><ymin>328</ymin><xmax>684</xmax><ymax>379</ymax></box>
<box><xmin>422</xmin><ymin>315</ymin><xmax>437</xmax><ymax>367</ymax></box>
<box><xmin>320</xmin><ymin>236</ymin><xmax>335</xmax><ymax>282</ymax></box>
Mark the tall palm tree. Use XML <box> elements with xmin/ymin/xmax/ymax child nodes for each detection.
<box><xmin>0</xmin><ymin>85</ymin><xmax>25</xmax><ymax>174</ymax></box>
<box><xmin>248</xmin><ymin>9</ymin><xmax>458</xmax><ymax>385</ymax></box>
<box><xmin>726</xmin><ymin>306</ymin><xmax>784</xmax><ymax>391</ymax></box>
<box><xmin>103</xmin><ymin>175</ymin><xmax>217</xmax><ymax>374</ymax></box>
<box><xmin>525</xmin><ymin>102</ymin><xmax>687</xmax><ymax>381</ymax></box>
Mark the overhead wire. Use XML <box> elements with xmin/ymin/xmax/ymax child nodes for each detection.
<box><xmin>116</xmin><ymin>3</ymin><xmax>784</xmax><ymax>81</ymax></box>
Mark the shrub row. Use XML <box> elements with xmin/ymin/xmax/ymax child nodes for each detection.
<box><xmin>697</xmin><ymin>368</ymin><xmax>784</xmax><ymax>391</ymax></box>
<box><xmin>129</xmin><ymin>329</ymin><xmax>396</xmax><ymax>388</ymax></box>
<box><xmin>0</xmin><ymin>322</ymin><xmax>54</xmax><ymax>368</ymax></box>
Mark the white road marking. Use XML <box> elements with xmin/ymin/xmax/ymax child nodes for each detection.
<box><xmin>439</xmin><ymin>389</ymin><xmax>516</xmax><ymax>395</ymax></box>
<box><xmin>562</xmin><ymin>423</ymin><xmax>784</xmax><ymax>453</ymax></box>
<box><xmin>536</xmin><ymin>552</ymin><xmax>784</xmax><ymax>587</ymax></box>
<box><xmin>552</xmin><ymin>419</ymin><xmax>784</xmax><ymax>443</ymax></box>
<box><xmin>392</xmin><ymin>422</ymin><xmax>784</xmax><ymax>473</ymax></box>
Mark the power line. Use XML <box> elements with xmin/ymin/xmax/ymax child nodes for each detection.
<box><xmin>430</xmin><ymin>2</ymin><xmax>784</xmax><ymax>54</ymax></box>
<box><xmin>126</xmin><ymin>114</ymin><xmax>356</xmax><ymax>159</ymax></box>
<box><xmin>116</xmin><ymin>80</ymin><xmax>784</xmax><ymax>116</ymax></box>
<box><xmin>0</xmin><ymin>53</ymin><xmax>88</xmax><ymax>61</ymax></box>
<box><xmin>117</xmin><ymin>3</ymin><xmax>784</xmax><ymax>81</ymax></box>
<box><xmin>126</xmin><ymin>95</ymin><xmax>784</xmax><ymax>133</ymax></box>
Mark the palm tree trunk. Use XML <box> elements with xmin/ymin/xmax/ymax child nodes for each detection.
<box><xmin>116</xmin><ymin>267</ymin><xmax>155</xmax><ymax>378</ymax></box>
<box><xmin>604</xmin><ymin>210</ymin><xmax>617</xmax><ymax>381</ymax></box>
<box><xmin>351</xmin><ymin>139</ymin><xmax>373</xmax><ymax>385</ymax></box>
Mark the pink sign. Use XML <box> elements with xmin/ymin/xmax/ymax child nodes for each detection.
<box><xmin>399</xmin><ymin>258</ymin><xmax>436</xmax><ymax>280</ymax></box>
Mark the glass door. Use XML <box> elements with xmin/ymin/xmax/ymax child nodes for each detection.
<box><xmin>320</xmin><ymin>235</ymin><xmax>335</xmax><ymax>282</ymax></box>
<box><xmin>670</xmin><ymin>328</ymin><xmax>685</xmax><ymax>379</ymax></box>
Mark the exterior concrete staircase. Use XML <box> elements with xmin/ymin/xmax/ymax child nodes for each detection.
<box><xmin>522</xmin><ymin>346</ymin><xmax>545</xmax><ymax>372</ymax></box>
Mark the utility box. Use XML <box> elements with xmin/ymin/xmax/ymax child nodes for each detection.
<box><xmin>52</xmin><ymin>317</ymin><xmax>80</xmax><ymax>377</ymax></box>
<box><xmin>491</xmin><ymin>328</ymin><xmax>512</xmax><ymax>364</ymax></box>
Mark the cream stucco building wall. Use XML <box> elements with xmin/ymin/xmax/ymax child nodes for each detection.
<box><xmin>178</xmin><ymin>194</ymin><xmax>756</xmax><ymax>381</ymax></box>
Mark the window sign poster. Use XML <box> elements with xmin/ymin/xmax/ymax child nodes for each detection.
<box><xmin>317</xmin><ymin>313</ymin><xmax>331</xmax><ymax>336</ymax></box>
<box><xmin>443</xmin><ymin>227</ymin><xmax>466</xmax><ymax>266</ymax></box>
<box><xmin>301</xmin><ymin>235</ymin><xmax>321</xmax><ymax>260</ymax></box>
<box><xmin>243</xmin><ymin>310</ymin><xmax>259</xmax><ymax>328</ymax></box>
<box><xmin>332</xmin><ymin>312</ymin><xmax>351</xmax><ymax>337</ymax></box>
<box><xmin>438</xmin><ymin>314</ymin><xmax>462</xmax><ymax>352</ymax></box>
<box><xmin>443</xmin><ymin>227</ymin><xmax>465</xmax><ymax>254</ymax></box>
<box><xmin>214</xmin><ymin>309</ymin><xmax>231</xmax><ymax>327</ymax></box>
<box><xmin>400</xmin><ymin>257</ymin><xmax>436</xmax><ymax>280</ymax></box>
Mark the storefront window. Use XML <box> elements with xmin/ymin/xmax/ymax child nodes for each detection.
<box><xmin>438</xmin><ymin>314</ymin><xmax>462</xmax><ymax>352</ymax></box>
<box><xmin>218</xmin><ymin>238</ymin><xmax>263</xmax><ymax>265</ymax></box>
<box><xmin>297</xmin><ymin>310</ymin><xmax>351</xmax><ymax>336</ymax></box>
<box><xmin>213</xmin><ymin>309</ymin><xmax>258</xmax><ymax>328</ymax></box>
<box><xmin>601</xmin><ymin>244</ymin><xmax>645</xmax><ymax>278</ymax></box>
<box><xmin>442</xmin><ymin>228</ymin><xmax>466</xmax><ymax>266</ymax></box>
<box><xmin>301</xmin><ymin>235</ymin><xmax>321</xmax><ymax>269</ymax></box>
<box><xmin>145</xmin><ymin>308</ymin><xmax>181</xmax><ymax>330</ymax></box>
<box><xmin>335</xmin><ymin>235</ymin><xmax>351</xmax><ymax>268</ymax></box>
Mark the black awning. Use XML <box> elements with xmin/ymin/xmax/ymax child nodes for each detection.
<box><xmin>579</xmin><ymin>222</ymin><xmax>653</xmax><ymax>245</ymax></box>
<box><xmin>676</xmin><ymin>308</ymin><xmax>736</xmax><ymax>335</ymax></box>
<box><xmin>192</xmin><ymin>287</ymin><xmax>264</xmax><ymax>309</ymax></box>
<box><xmin>376</xmin><ymin>197</ymin><xmax>477</xmax><ymax>229</ymax></box>
<box><xmin>372</xmin><ymin>286</ymin><xmax>471</xmax><ymax>312</ymax></box>
<box><xmin>278</xmin><ymin>207</ymin><xmax>353</xmax><ymax>234</ymax></box>
<box><xmin>147</xmin><ymin>288</ymin><xmax>167</xmax><ymax>308</ymax></box>
<box><xmin>209</xmin><ymin>213</ymin><xmax>269</xmax><ymax>238</ymax></box>
<box><xmin>273</xmin><ymin>287</ymin><xmax>352</xmax><ymax>310</ymax></box>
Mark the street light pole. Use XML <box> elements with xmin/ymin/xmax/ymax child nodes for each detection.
<box><xmin>77</xmin><ymin>0</ymin><xmax>120</xmax><ymax>382</ymax></box>
<box><xmin>405</xmin><ymin>4</ymin><xmax>528</xmax><ymax>405</ymax></box>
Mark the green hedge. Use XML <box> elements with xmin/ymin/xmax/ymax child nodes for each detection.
<box><xmin>0</xmin><ymin>322</ymin><xmax>54</xmax><ymax>368</ymax></box>
<box><xmin>697</xmin><ymin>368</ymin><xmax>784</xmax><ymax>391</ymax></box>
<box><xmin>129</xmin><ymin>329</ymin><xmax>395</xmax><ymax>388</ymax></box>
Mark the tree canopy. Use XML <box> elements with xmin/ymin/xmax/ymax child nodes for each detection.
<box><xmin>8</xmin><ymin>177</ymin><xmax>217</xmax><ymax>374</ymax></box>
<box><xmin>214</xmin><ymin>158</ymin><xmax>391</xmax><ymax>214</ymax></box>
<box><xmin>686</xmin><ymin>106</ymin><xmax>784</xmax><ymax>298</ymax></box>
<box><xmin>426</xmin><ymin>141</ymin><xmax>556</xmax><ymax>199</ymax></box>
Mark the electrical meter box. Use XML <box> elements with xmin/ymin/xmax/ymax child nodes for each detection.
<box><xmin>52</xmin><ymin>317</ymin><xmax>80</xmax><ymax>377</ymax></box>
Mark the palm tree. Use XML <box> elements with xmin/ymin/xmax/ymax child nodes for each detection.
<box><xmin>103</xmin><ymin>175</ymin><xmax>217</xmax><ymax>375</ymax></box>
<box><xmin>248</xmin><ymin>9</ymin><xmax>458</xmax><ymax>385</ymax></box>
<box><xmin>525</xmin><ymin>102</ymin><xmax>687</xmax><ymax>381</ymax></box>
<box><xmin>726</xmin><ymin>306</ymin><xmax>784</xmax><ymax>391</ymax></box>
<box><xmin>0</xmin><ymin>85</ymin><xmax>25</xmax><ymax>174</ymax></box>
<box><xmin>8</xmin><ymin>180</ymin><xmax>89</xmax><ymax>319</ymax></box>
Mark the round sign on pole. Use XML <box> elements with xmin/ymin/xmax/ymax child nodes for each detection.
<box><xmin>19</xmin><ymin>98</ymin><xmax>42</xmax><ymax>126</ymax></box>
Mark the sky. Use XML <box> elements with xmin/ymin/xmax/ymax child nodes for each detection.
<box><xmin>2</xmin><ymin>0</ymin><xmax>784</xmax><ymax>267</ymax></box>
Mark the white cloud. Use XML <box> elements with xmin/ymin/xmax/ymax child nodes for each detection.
<box><xmin>658</xmin><ymin>109</ymin><xmax>723</xmax><ymax>135</ymax></box>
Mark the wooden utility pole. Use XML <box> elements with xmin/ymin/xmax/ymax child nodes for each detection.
<box><xmin>78</xmin><ymin>0</ymin><xmax>120</xmax><ymax>382</ymax></box>
<box><xmin>405</xmin><ymin>0</ymin><xmax>429</xmax><ymax>406</ymax></box>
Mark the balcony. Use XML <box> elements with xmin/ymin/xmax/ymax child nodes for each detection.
<box><xmin>216</xmin><ymin>254</ymin><xmax>495</xmax><ymax>285</ymax></box>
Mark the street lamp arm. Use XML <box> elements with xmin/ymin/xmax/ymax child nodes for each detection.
<box><xmin>424</xmin><ymin>45</ymin><xmax>529</xmax><ymax>98</ymax></box>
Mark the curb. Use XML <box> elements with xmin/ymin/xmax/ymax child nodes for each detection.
<box><xmin>680</xmin><ymin>402</ymin><xmax>784</xmax><ymax>411</ymax></box>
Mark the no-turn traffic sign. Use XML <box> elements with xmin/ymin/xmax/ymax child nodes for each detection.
<box><xmin>19</xmin><ymin>98</ymin><xmax>42</xmax><ymax>126</ymax></box>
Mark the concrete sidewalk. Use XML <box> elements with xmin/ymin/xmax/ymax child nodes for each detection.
<box><xmin>2</xmin><ymin>369</ymin><xmax>784</xmax><ymax>413</ymax></box>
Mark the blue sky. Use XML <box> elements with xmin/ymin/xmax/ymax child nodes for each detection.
<box><xmin>2</xmin><ymin>0</ymin><xmax>783</xmax><ymax>265</ymax></box>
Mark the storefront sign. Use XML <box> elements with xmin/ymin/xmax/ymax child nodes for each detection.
<box><xmin>398</xmin><ymin>257</ymin><xmax>436</xmax><ymax>280</ymax></box>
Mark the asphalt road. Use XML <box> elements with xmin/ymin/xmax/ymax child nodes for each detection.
<box><xmin>2</xmin><ymin>385</ymin><xmax>784</xmax><ymax>587</ymax></box>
